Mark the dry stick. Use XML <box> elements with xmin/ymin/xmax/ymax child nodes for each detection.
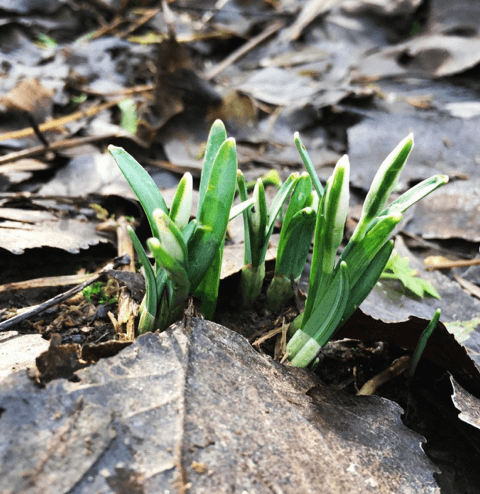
<box><xmin>113</xmin><ymin>217</ymin><xmax>138</xmax><ymax>340</ymax></box>
<box><xmin>0</xmin><ymin>98</ymin><xmax>127</xmax><ymax>143</ymax></box>
<box><xmin>454</xmin><ymin>273</ymin><xmax>480</xmax><ymax>300</ymax></box>
<box><xmin>0</xmin><ymin>254</ymin><xmax>130</xmax><ymax>332</ymax></box>
<box><xmin>0</xmin><ymin>273</ymin><xmax>96</xmax><ymax>295</ymax></box>
<box><xmin>204</xmin><ymin>20</ymin><xmax>285</xmax><ymax>81</ymax></box>
<box><xmin>281</xmin><ymin>0</ymin><xmax>343</xmax><ymax>42</ymax></box>
<box><xmin>0</xmin><ymin>134</ymin><xmax>120</xmax><ymax>166</ymax></box>
<box><xmin>425</xmin><ymin>257</ymin><xmax>480</xmax><ymax>270</ymax></box>
<box><xmin>118</xmin><ymin>7</ymin><xmax>161</xmax><ymax>38</ymax></box>
<box><xmin>143</xmin><ymin>157</ymin><xmax>202</xmax><ymax>178</ymax></box>
<box><xmin>356</xmin><ymin>355</ymin><xmax>411</xmax><ymax>396</ymax></box>
<box><xmin>91</xmin><ymin>16</ymin><xmax>124</xmax><ymax>40</ymax></box>
<box><xmin>198</xmin><ymin>0</ymin><xmax>231</xmax><ymax>28</ymax></box>
<box><xmin>71</xmin><ymin>83</ymin><xmax>155</xmax><ymax>98</ymax></box>
<box><xmin>401</xmin><ymin>230</ymin><xmax>472</xmax><ymax>259</ymax></box>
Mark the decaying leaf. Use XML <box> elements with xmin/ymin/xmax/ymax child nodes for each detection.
<box><xmin>0</xmin><ymin>319</ymin><xmax>440</xmax><ymax>493</ymax></box>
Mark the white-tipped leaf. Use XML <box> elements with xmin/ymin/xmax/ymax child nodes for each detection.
<box><xmin>248</xmin><ymin>178</ymin><xmax>268</xmax><ymax>267</ymax></box>
<box><xmin>325</xmin><ymin>154</ymin><xmax>350</xmax><ymax>253</ymax></box>
<box><xmin>127</xmin><ymin>226</ymin><xmax>157</xmax><ymax>325</ymax></box>
<box><xmin>282</xmin><ymin>172</ymin><xmax>312</xmax><ymax>231</ymax></box>
<box><xmin>153</xmin><ymin>209</ymin><xmax>188</xmax><ymax>267</ymax></box>
<box><xmin>229</xmin><ymin>198</ymin><xmax>255</xmax><ymax>221</ymax></box>
<box><xmin>170</xmin><ymin>172</ymin><xmax>193</xmax><ymax>230</ymax></box>
<box><xmin>341</xmin><ymin>211</ymin><xmax>403</xmax><ymax>288</ymax></box>
<box><xmin>353</xmin><ymin>134</ymin><xmax>413</xmax><ymax>242</ymax></box>
<box><xmin>377</xmin><ymin>174</ymin><xmax>449</xmax><ymax>219</ymax></box>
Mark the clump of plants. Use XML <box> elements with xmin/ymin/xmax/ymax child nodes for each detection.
<box><xmin>109</xmin><ymin>121</ymin><xmax>252</xmax><ymax>333</ymax></box>
<box><xmin>110</xmin><ymin>119</ymin><xmax>448</xmax><ymax>369</ymax></box>
<box><xmin>284</xmin><ymin>133</ymin><xmax>448</xmax><ymax>367</ymax></box>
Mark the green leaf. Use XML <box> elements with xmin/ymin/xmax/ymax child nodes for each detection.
<box><xmin>380</xmin><ymin>252</ymin><xmax>441</xmax><ymax>299</ymax></box>
<box><xmin>275</xmin><ymin>207</ymin><xmax>316</xmax><ymax>279</ymax></box>
<box><xmin>169</xmin><ymin>172</ymin><xmax>193</xmax><ymax>229</ymax></box>
<box><xmin>377</xmin><ymin>174</ymin><xmax>449</xmax><ymax>218</ymax></box>
<box><xmin>288</xmin><ymin>261</ymin><xmax>349</xmax><ymax>367</ymax></box>
<box><xmin>282</xmin><ymin>172</ymin><xmax>312</xmax><ymax>231</ymax></box>
<box><xmin>245</xmin><ymin>168</ymin><xmax>282</xmax><ymax>192</ymax></box>
<box><xmin>340</xmin><ymin>212</ymin><xmax>403</xmax><ymax>288</ymax></box>
<box><xmin>302</xmin><ymin>156</ymin><xmax>350</xmax><ymax>324</ymax></box>
<box><xmin>266</xmin><ymin>275</ymin><xmax>294</xmax><ymax>311</ymax></box>
<box><xmin>294</xmin><ymin>132</ymin><xmax>324</xmax><ymax>198</ymax></box>
<box><xmin>153</xmin><ymin>209</ymin><xmax>188</xmax><ymax>267</ymax></box>
<box><xmin>195</xmin><ymin>239</ymin><xmax>225</xmax><ymax>319</ymax></box>
<box><xmin>249</xmin><ymin>178</ymin><xmax>268</xmax><ymax>267</ymax></box>
<box><xmin>109</xmin><ymin>145</ymin><xmax>167</xmax><ymax>239</ymax></box>
<box><xmin>240</xmin><ymin>263</ymin><xmax>266</xmax><ymax>308</ymax></box>
<box><xmin>147</xmin><ymin>237</ymin><xmax>190</xmax><ymax>311</ymax></box>
<box><xmin>261</xmin><ymin>172</ymin><xmax>299</xmax><ymax>261</ymax></box>
<box><xmin>302</xmin><ymin>211</ymin><xmax>326</xmax><ymax>325</ymax></box>
<box><xmin>352</xmin><ymin>134</ymin><xmax>413</xmax><ymax>243</ymax></box>
<box><xmin>181</xmin><ymin>219</ymin><xmax>197</xmax><ymax>244</ymax></box>
<box><xmin>341</xmin><ymin>240</ymin><xmax>394</xmax><ymax>324</ymax></box>
<box><xmin>229</xmin><ymin>198</ymin><xmax>255</xmax><ymax>221</ymax></box>
<box><xmin>188</xmin><ymin>138</ymin><xmax>237</xmax><ymax>290</ymax></box>
<box><xmin>323</xmin><ymin>155</ymin><xmax>350</xmax><ymax>262</ymax></box>
<box><xmin>304</xmin><ymin>190</ymin><xmax>319</xmax><ymax>212</ymax></box>
<box><xmin>197</xmin><ymin>138</ymin><xmax>237</xmax><ymax>239</ymax></box>
<box><xmin>187</xmin><ymin>225</ymin><xmax>217</xmax><ymax>292</ymax></box>
<box><xmin>127</xmin><ymin>226</ymin><xmax>157</xmax><ymax>318</ymax></box>
<box><xmin>198</xmin><ymin>119</ymin><xmax>227</xmax><ymax>217</ymax></box>
<box><xmin>138</xmin><ymin>309</ymin><xmax>156</xmax><ymax>334</ymax></box>
<box><xmin>237</xmin><ymin>170</ymin><xmax>252</xmax><ymax>265</ymax></box>
<box><xmin>407</xmin><ymin>309</ymin><xmax>441</xmax><ymax>377</ymax></box>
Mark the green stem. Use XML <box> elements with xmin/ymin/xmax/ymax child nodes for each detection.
<box><xmin>240</xmin><ymin>263</ymin><xmax>265</xmax><ymax>308</ymax></box>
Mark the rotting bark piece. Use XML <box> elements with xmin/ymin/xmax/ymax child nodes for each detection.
<box><xmin>0</xmin><ymin>319</ymin><xmax>439</xmax><ymax>493</ymax></box>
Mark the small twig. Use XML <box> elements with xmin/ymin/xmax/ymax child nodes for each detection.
<box><xmin>25</xmin><ymin>112</ymin><xmax>51</xmax><ymax>150</ymax></box>
<box><xmin>69</xmin><ymin>83</ymin><xmax>155</xmax><ymax>98</ymax></box>
<box><xmin>253</xmin><ymin>326</ymin><xmax>283</xmax><ymax>347</ymax></box>
<box><xmin>197</xmin><ymin>0</ymin><xmax>230</xmax><ymax>28</ymax></box>
<box><xmin>118</xmin><ymin>8</ymin><xmax>161</xmax><ymax>38</ymax></box>
<box><xmin>114</xmin><ymin>217</ymin><xmax>138</xmax><ymax>340</ymax></box>
<box><xmin>143</xmin><ymin>157</ymin><xmax>202</xmax><ymax>178</ymax></box>
<box><xmin>0</xmin><ymin>98</ymin><xmax>126</xmax><ymax>144</ymax></box>
<box><xmin>400</xmin><ymin>230</ymin><xmax>472</xmax><ymax>259</ymax></box>
<box><xmin>205</xmin><ymin>20</ymin><xmax>285</xmax><ymax>81</ymax></box>
<box><xmin>0</xmin><ymin>273</ymin><xmax>96</xmax><ymax>294</ymax></box>
<box><xmin>454</xmin><ymin>274</ymin><xmax>480</xmax><ymax>300</ymax></box>
<box><xmin>280</xmin><ymin>0</ymin><xmax>342</xmax><ymax>42</ymax></box>
<box><xmin>90</xmin><ymin>16</ymin><xmax>124</xmax><ymax>40</ymax></box>
<box><xmin>0</xmin><ymin>255</ymin><xmax>130</xmax><ymax>332</ymax></box>
<box><xmin>424</xmin><ymin>256</ymin><xmax>480</xmax><ymax>270</ymax></box>
<box><xmin>357</xmin><ymin>355</ymin><xmax>411</xmax><ymax>396</ymax></box>
<box><xmin>0</xmin><ymin>133</ymin><xmax>124</xmax><ymax>166</ymax></box>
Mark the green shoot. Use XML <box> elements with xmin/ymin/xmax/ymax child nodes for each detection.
<box><xmin>406</xmin><ymin>309</ymin><xmax>441</xmax><ymax>377</ymax></box>
<box><xmin>109</xmin><ymin>119</ymin><xmax>243</xmax><ymax>332</ymax></box>
<box><xmin>238</xmin><ymin>170</ymin><xmax>299</xmax><ymax>307</ymax></box>
<box><xmin>287</xmin><ymin>133</ymin><xmax>448</xmax><ymax>368</ymax></box>
<box><xmin>266</xmin><ymin>172</ymin><xmax>317</xmax><ymax>310</ymax></box>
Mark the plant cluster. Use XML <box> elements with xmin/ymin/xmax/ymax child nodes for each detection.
<box><xmin>109</xmin><ymin>121</ymin><xmax>251</xmax><ymax>333</ymax></box>
<box><xmin>110</xmin><ymin>119</ymin><xmax>448</xmax><ymax>369</ymax></box>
